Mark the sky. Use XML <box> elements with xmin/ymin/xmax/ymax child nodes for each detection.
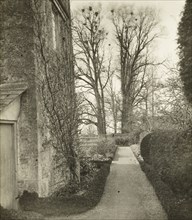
<box><xmin>71</xmin><ymin>0</ymin><xmax>185</xmax><ymax>67</ymax></box>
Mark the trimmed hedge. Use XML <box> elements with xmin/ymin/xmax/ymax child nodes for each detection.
<box><xmin>140</xmin><ymin>161</ymin><xmax>192</xmax><ymax>220</ymax></box>
<box><xmin>132</xmin><ymin>143</ymin><xmax>192</xmax><ymax>220</ymax></box>
<box><xmin>150</xmin><ymin>129</ymin><xmax>192</xmax><ymax>195</ymax></box>
<box><xmin>141</xmin><ymin>129</ymin><xmax>192</xmax><ymax>196</ymax></box>
<box><xmin>140</xmin><ymin>133</ymin><xmax>152</xmax><ymax>164</ymax></box>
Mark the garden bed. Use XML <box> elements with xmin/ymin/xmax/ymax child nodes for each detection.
<box><xmin>19</xmin><ymin>162</ymin><xmax>110</xmax><ymax>217</ymax></box>
<box><xmin>0</xmin><ymin>205</ymin><xmax>44</xmax><ymax>220</ymax></box>
<box><xmin>2</xmin><ymin>138</ymin><xmax>117</xmax><ymax>219</ymax></box>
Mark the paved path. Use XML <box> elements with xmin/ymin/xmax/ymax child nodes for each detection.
<box><xmin>47</xmin><ymin>147</ymin><xmax>167</xmax><ymax>220</ymax></box>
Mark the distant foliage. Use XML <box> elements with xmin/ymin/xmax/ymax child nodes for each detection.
<box><xmin>115</xmin><ymin>131</ymin><xmax>140</xmax><ymax>146</ymax></box>
<box><xmin>90</xmin><ymin>138</ymin><xmax>116</xmax><ymax>160</ymax></box>
<box><xmin>178</xmin><ymin>0</ymin><xmax>192</xmax><ymax>104</ymax></box>
<box><xmin>157</xmin><ymin>68</ymin><xmax>192</xmax><ymax>130</ymax></box>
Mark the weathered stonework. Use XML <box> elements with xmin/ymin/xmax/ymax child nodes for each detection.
<box><xmin>0</xmin><ymin>0</ymin><xmax>77</xmax><ymax>201</ymax></box>
<box><xmin>0</xmin><ymin>0</ymin><xmax>39</xmax><ymax>195</ymax></box>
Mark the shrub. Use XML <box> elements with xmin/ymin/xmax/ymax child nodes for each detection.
<box><xmin>115</xmin><ymin>131</ymin><xmax>140</xmax><ymax>146</ymax></box>
<box><xmin>83</xmin><ymin>163</ymin><xmax>110</xmax><ymax>205</ymax></box>
<box><xmin>51</xmin><ymin>180</ymin><xmax>81</xmax><ymax>198</ymax></box>
<box><xmin>140</xmin><ymin>133</ymin><xmax>152</xmax><ymax>164</ymax></box>
<box><xmin>90</xmin><ymin>138</ymin><xmax>116</xmax><ymax>160</ymax></box>
<box><xmin>80</xmin><ymin>158</ymin><xmax>96</xmax><ymax>176</ymax></box>
<box><xmin>115</xmin><ymin>136</ymin><xmax>130</xmax><ymax>146</ymax></box>
<box><xmin>19</xmin><ymin>191</ymin><xmax>38</xmax><ymax>208</ymax></box>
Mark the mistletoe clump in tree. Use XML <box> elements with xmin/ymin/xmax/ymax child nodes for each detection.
<box><xmin>73</xmin><ymin>6</ymin><xmax>112</xmax><ymax>135</ymax></box>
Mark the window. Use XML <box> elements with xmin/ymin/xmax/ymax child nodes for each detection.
<box><xmin>51</xmin><ymin>5</ymin><xmax>59</xmax><ymax>50</ymax></box>
<box><xmin>51</xmin><ymin>2</ymin><xmax>68</xmax><ymax>51</ymax></box>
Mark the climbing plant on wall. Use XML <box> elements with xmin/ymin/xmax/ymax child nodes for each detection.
<box><xmin>31</xmin><ymin>0</ymin><xmax>80</xmax><ymax>181</ymax></box>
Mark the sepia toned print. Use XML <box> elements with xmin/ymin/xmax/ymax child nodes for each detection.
<box><xmin>0</xmin><ymin>0</ymin><xmax>191</xmax><ymax>219</ymax></box>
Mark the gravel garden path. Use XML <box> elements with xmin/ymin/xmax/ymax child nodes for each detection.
<box><xmin>46</xmin><ymin>146</ymin><xmax>167</xmax><ymax>220</ymax></box>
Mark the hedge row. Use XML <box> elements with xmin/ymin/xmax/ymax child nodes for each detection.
<box><xmin>140</xmin><ymin>129</ymin><xmax>192</xmax><ymax>196</ymax></box>
<box><xmin>139</xmin><ymin>161</ymin><xmax>192</xmax><ymax>220</ymax></box>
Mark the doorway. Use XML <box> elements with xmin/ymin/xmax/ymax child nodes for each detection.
<box><xmin>0</xmin><ymin>122</ymin><xmax>17</xmax><ymax>209</ymax></box>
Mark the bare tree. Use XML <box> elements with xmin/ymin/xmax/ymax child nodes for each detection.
<box><xmin>73</xmin><ymin>6</ymin><xmax>112</xmax><ymax>135</ymax></box>
<box><xmin>110</xmin><ymin>6</ymin><xmax>160</xmax><ymax>133</ymax></box>
<box><xmin>105</xmin><ymin>76</ymin><xmax>121</xmax><ymax>134</ymax></box>
<box><xmin>156</xmin><ymin>65</ymin><xmax>192</xmax><ymax>130</ymax></box>
<box><xmin>134</xmin><ymin>66</ymin><xmax>164</xmax><ymax>131</ymax></box>
<box><xmin>137</xmin><ymin>63</ymin><xmax>192</xmax><ymax>131</ymax></box>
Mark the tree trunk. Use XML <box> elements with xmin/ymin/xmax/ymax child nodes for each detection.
<box><xmin>113</xmin><ymin>118</ymin><xmax>117</xmax><ymax>134</ymax></box>
<box><xmin>97</xmin><ymin>112</ymin><xmax>106</xmax><ymax>135</ymax></box>
<box><xmin>121</xmin><ymin>95</ymin><xmax>133</xmax><ymax>133</ymax></box>
<box><xmin>95</xmin><ymin>91</ymin><xmax>107</xmax><ymax>135</ymax></box>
